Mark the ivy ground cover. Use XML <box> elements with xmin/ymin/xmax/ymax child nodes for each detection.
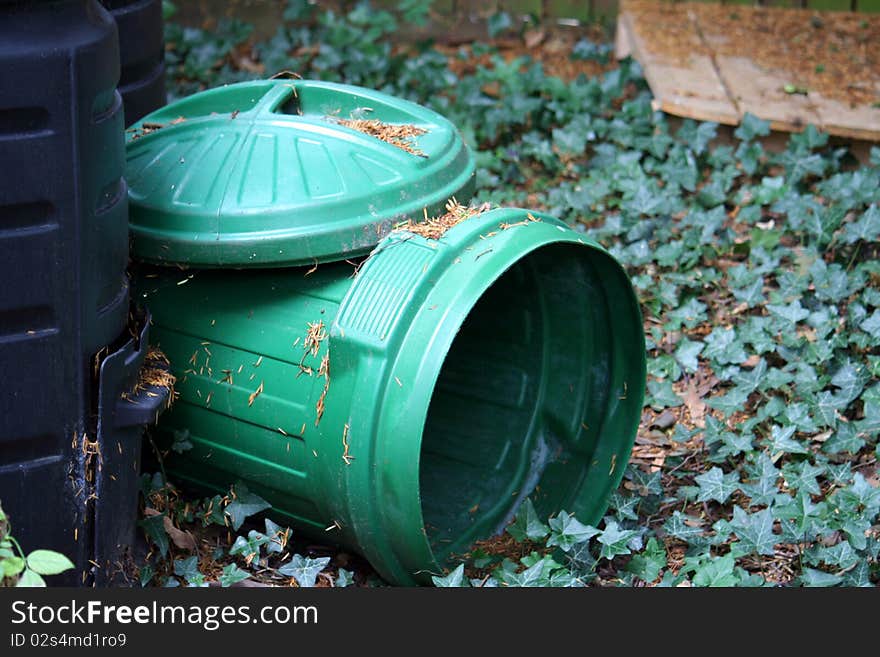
<box><xmin>144</xmin><ymin>1</ymin><xmax>879</xmax><ymax>587</ymax></box>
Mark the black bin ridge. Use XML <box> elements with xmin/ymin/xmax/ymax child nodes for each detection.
<box><xmin>0</xmin><ymin>0</ymin><xmax>168</xmax><ymax>585</ymax></box>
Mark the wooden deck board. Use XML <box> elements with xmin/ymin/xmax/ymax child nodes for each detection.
<box><xmin>712</xmin><ymin>55</ymin><xmax>823</xmax><ymax>132</ymax></box>
<box><xmin>619</xmin><ymin>11</ymin><xmax>740</xmax><ymax>125</ymax></box>
<box><xmin>615</xmin><ymin>1</ymin><xmax>880</xmax><ymax>141</ymax></box>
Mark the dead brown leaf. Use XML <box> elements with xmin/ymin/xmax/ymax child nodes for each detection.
<box><xmin>163</xmin><ymin>516</ymin><xmax>198</xmax><ymax>552</ymax></box>
<box><xmin>683</xmin><ymin>379</ymin><xmax>707</xmax><ymax>427</ymax></box>
<box><xmin>524</xmin><ymin>29</ymin><xmax>545</xmax><ymax>49</ymax></box>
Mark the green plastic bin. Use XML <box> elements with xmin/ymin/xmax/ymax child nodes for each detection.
<box><xmin>128</xmin><ymin>81</ymin><xmax>645</xmax><ymax>585</ymax></box>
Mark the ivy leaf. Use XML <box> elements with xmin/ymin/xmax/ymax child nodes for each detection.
<box><xmin>487</xmin><ymin>10</ymin><xmax>512</xmax><ymax>38</ymax></box>
<box><xmin>666</xmin><ymin>297</ymin><xmax>708</xmax><ymax>330</ymax></box>
<box><xmin>811</xmin><ymin>390</ymin><xmax>846</xmax><ymax>428</ymax></box>
<box><xmin>625</xmin><ymin>537</ymin><xmax>666</xmax><ymax>583</ymax></box>
<box><xmin>741</xmin><ymin>453</ymin><xmax>781</xmax><ymax>506</ymax></box>
<box><xmin>784</xmin><ymin>403</ymin><xmax>819</xmax><ymax>433</ymax></box>
<box><xmin>264</xmin><ymin>518</ymin><xmax>288</xmax><ymax>554</ymax></box>
<box><xmin>647</xmin><ymin>379</ymin><xmax>683</xmax><ymax>410</ymax></box>
<box><xmin>432</xmin><ymin>563</ymin><xmax>468</xmax><ymax>588</ymax></box>
<box><xmin>547</xmin><ymin>511</ymin><xmax>600</xmax><ymax>552</ymax></box>
<box><xmin>775</xmin><ymin>491</ymin><xmax>826</xmax><ymax>541</ymax></box>
<box><xmin>843</xmin><ymin>204</ymin><xmax>880</xmax><ymax>244</ymax></box>
<box><xmin>842</xmin><ymin>561</ymin><xmax>873</xmax><ymax>587</ymax></box>
<box><xmin>703</xmin><ymin>328</ymin><xmax>747</xmax><ymax>365</ymax></box>
<box><xmin>805</xmin><ymin>205</ymin><xmax>845</xmax><ymax>246</ymax></box>
<box><xmin>625</xmin><ymin>467</ymin><xmax>663</xmax><ymax>497</ymax></box>
<box><xmin>277</xmin><ymin>554</ymin><xmax>331</xmax><ymax>587</ymax></box>
<box><xmin>335</xmin><ymin>568</ymin><xmax>355</xmax><ymax>588</ymax></box>
<box><xmin>695</xmin><ymin>467</ymin><xmax>740</xmax><ymax>504</ymax></box>
<box><xmin>792</xmin><ymin>124</ymin><xmax>829</xmax><ymax>150</ymax></box>
<box><xmin>138</xmin><ymin>564</ymin><xmax>155</xmax><ymax>587</ymax></box>
<box><xmin>502</xmin><ymin>560</ymin><xmax>546</xmax><ymax>587</ymax></box>
<box><xmin>218</xmin><ymin>563</ymin><xmax>250</xmax><ymax>587</ymax></box>
<box><xmin>506</xmin><ymin>499</ymin><xmax>550</xmax><ymax>542</ymax></box>
<box><xmin>822</xmin><ymin>424</ymin><xmax>865</xmax><ymax>455</ymax></box>
<box><xmin>830</xmin><ymin>362</ymin><xmax>868</xmax><ymax>404</ymax></box>
<box><xmin>730</xmin><ymin>358</ymin><xmax>768</xmax><ymax>393</ymax></box>
<box><xmin>675</xmin><ymin>338</ymin><xmax>704</xmax><ymax>373</ymax></box>
<box><xmin>779</xmin><ymin>149</ymin><xmax>826</xmax><ymax>184</ymax></box>
<box><xmin>781</xmin><ymin>460</ymin><xmax>825</xmax><ymax>495</ymax></box>
<box><xmin>173</xmin><ymin>556</ymin><xmax>201</xmax><ymax>582</ymax></box>
<box><xmin>711</xmin><ymin>430</ymin><xmax>753</xmax><ymax>461</ymax></box>
<box><xmin>225</xmin><ymin>485</ymin><xmax>271</xmax><ymax>531</ymax></box>
<box><xmin>706</xmin><ymin>387</ymin><xmax>750</xmax><ymax>416</ymax></box>
<box><xmin>765</xmin><ymin>424</ymin><xmax>810</xmax><ymax>455</ymax></box>
<box><xmin>734</xmin><ymin>113</ymin><xmax>771</xmax><ymax>141</ymax></box>
<box><xmin>692</xmin><ymin>554</ymin><xmax>738</xmax><ymax>587</ymax></box>
<box><xmin>825</xmin><ymin>463</ymin><xmax>854</xmax><ymax>487</ymax></box>
<box><xmin>171</xmin><ymin>429</ymin><xmax>193</xmax><ymax>454</ymax></box>
<box><xmin>767</xmin><ymin>300</ymin><xmax>810</xmax><ymax>325</ymax></box>
<box><xmin>729</xmin><ymin>507</ymin><xmax>776</xmax><ymax>556</ymax></box>
<box><xmin>283</xmin><ymin>0</ymin><xmax>314</xmax><ymax>21</ymax></box>
<box><xmin>837</xmin><ymin>473</ymin><xmax>880</xmax><ymax>514</ymax></box>
<box><xmin>140</xmin><ymin>513</ymin><xmax>170</xmax><ymax>557</ymax></box>
<box><xmin>810</xmin><ymin>540</ymin><xmax>860</xmax><ymax>570</ymax></box>
<box><xmin>859</xmin><ymin>384</ymin><xmax>880</xmax><ymax>434</ymax></box>
<box><xmin>860</xmin><ymin>311</ymin><xmax>880</xmax><ymax>341</ymax></box>
<box><xmin>596</xmin><ymin>520</ymin><xmax>639</xmax><ymax>560</ymax></box>
<box><xmin>202</xmin><ymin>495</ymin><xmax>227</xmax><ymax>527</ymax></box>
<box><xmin>677</xmin><ymin>120</ymin><xmax>717</xmax><ymax>155</ymax></box>
<box><xmin>663</xmin><ymin>511</ymin><xmax>706</xmax><ymax>541</ymax></box>
<box><xmin>731</xmin><ymin>277</ymin><xmax>765</xmax><ymax>307</ymax></box>
<box><xmin>229</xmin><ymin>531</ymin><xmax>269</xmax><ymax>561</ymax></box>
<box><xmin>799</xmin><ymin>568</ymin><xmax>843</xmax><ymax>587</ymax></box>
<box><xmin>625</xmin><ymin>184</ymin><xmax>665</xmax><ymax>216</ymax></box>
<box><xmin>736</xmin><ymin>141</ymin><xmax>764</xmax><ymax>176</ymax></box>
<box><xmin>608</xmin><ymin>491</ymin><xmax>640</xmax><ymax>521</ymax></box>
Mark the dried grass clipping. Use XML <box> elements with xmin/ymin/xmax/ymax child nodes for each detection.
<box><xmin>304</xmin><ymin>321</ymin><xmax>327</xmax><ymax>357</ymax></box>
<box><xmin>396</xmin><ymin>198</ymin><xmax>491</xmax><ymax>240</ymax></box>
<box><xmin>133</xmin><ymin>347</ymin><xmax>178</xmax><ymax>409</ymax></box>
<box><xmin>315</xmin><ymin>352</ymin><xmax>330</xmax><ymax>426</ymax></box>
<box><xmin>128</xmin><ymin>116</ymin><xmax>186</xmax><ymax>140</ymax></box>
<box><xmin>335</xmin><ymin>117</ymin><xmax>427</xmax><ymax>156</ymax></box>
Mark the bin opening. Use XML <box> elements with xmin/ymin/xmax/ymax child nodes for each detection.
<box><xmin>419</xmin><ymin>244</ymin><xmax>597</xmax><ymax>561</ymax></box>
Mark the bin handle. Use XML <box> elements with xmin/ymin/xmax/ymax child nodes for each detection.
<box><xmin>115</xmin><ymin>380</ymin><xmax>170</xmax><ymax>428</ymax></box>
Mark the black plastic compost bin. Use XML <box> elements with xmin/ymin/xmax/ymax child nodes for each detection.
<box><xmin>101</xmin><ymin>0</ymin><xmax>166</xmax><ymax>126</ymax></box>
<box><xmin>0</xmin><ymin>0</ymin><xmax>169</xmax><ymax>585</ymax></box>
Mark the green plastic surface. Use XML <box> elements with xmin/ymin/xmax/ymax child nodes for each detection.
<box><xmin>125</xmin><ymin>79</ymin><xmax>475</xmax><ymax>267</ymax></box>
<box><xmin>134</xmin><ymin>208</ymin><xmax>646</xmax><ymax>585</ymax></box>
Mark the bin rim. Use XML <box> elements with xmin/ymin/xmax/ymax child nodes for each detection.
<box><xmin>332</xmin><ymin>207</ymin><xmax>646</xmax><ymax>584</ymax></box>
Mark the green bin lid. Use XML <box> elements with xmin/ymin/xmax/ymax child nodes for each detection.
<box><xmin>125</xmin><ymin>79</ymin><xmax>475</xmax><ymax>267</ymax></box>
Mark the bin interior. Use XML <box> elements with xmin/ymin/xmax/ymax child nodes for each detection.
<box><xmin>419</xmin><ymin>244</ymin><xmax>598</xmax><ymax>560</ymax></box>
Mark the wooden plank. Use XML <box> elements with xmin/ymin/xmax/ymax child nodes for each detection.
<box><xmin>694</xmin><ymin>8</ymin><xmax>880</xmax><ymax>140</ymax></box>
<box><xmin>619</xmin><ymin>10</ymin><xmax>740</xmax><ymax>124</ymax></box>
<box><xmin>810</xmin><ymin>93</ymin><xmax>880</xmax><ymax>141</ymax></box>
<box><xmin>614</xmin><ymin>12</ymin><xmax>633</xmax><ymax>58</ymax></box>
<box><xmin>706</xmin><ymin>54</ymin><xmax>824</xmax><ymax>132</ymax></box>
